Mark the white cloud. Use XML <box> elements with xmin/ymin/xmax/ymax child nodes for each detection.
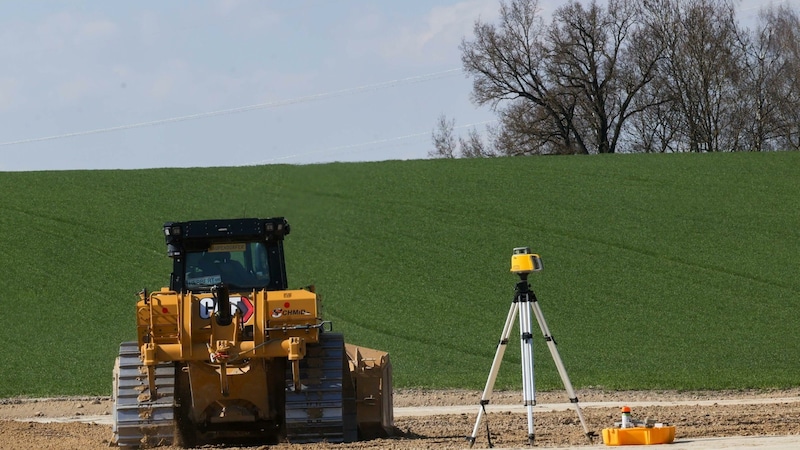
<box><xmin>80</xmin><ymin>16</ymin><xmax>117</xmax><ymax>40</ymax></box>
<box><xmin>419</xmin><ymin>0</ymin><xmax>499</xmax><ymax>48</ymax></box>
<box><xmin>136</xmin><ymin>10</ymin><xmax>162</xmax><ymax>46</ymax></box>
<box><xmin>210</xmin><ymin>0</ymin><xmax>283</xmax><ymax>32</ymax></box>
<box><xmin>57</xmin><ymin>78</ymin><xmax>91</xmax><ymax>103</ymax></box>
<box><xmin>215</xmin><ymin>0</ymin><xmax>244</xmax><ymax>16</ymax></box>
<box><xmin>149</xmin><ymin>60</ymin><xmax>190</xmax><ymax>100</ymax></box>
<box><xmin>343</xmin><ymin>0</ymin><xmax>500</xmax><ymax>66</ymax></box>
<box><xmin>35</xmin><ymin>11</ymin><xmax>118</xmax><ymax>49</ymax></box>
<box><xmin>112</xmin><ymin>64</ymin><xmax>133</xmax><ymax>80</ymax></box>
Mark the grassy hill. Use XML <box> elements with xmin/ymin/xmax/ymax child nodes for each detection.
<box><xmin>0</xmin><ymin>152</ymin><xmax>798</xmax><ymax>397</ymax></box>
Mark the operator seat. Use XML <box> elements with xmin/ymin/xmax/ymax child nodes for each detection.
<box><xmin>197</xmin><ymin>251</ymin><xmax>219</xmax><ymax>274</ymax></box>
<box><xmin>215</xmin><ymin>252</ymin><xmax>250</xmax><ymax>286</ymax></box>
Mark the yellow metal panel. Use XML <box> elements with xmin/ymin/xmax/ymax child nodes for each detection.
<box><xmin>186</xmin><ymin>360</ymin><xmax>272</xmax><ymax>424</ymax></box>
<box><xmin>266</xmin><ymin>289</ymin><xmax>320</xmax><ymax>344</ymax></box>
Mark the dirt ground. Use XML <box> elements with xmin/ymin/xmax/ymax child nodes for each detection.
<box><xmin>1</xmin><ymin>388</ymin><xmax>799</xmax><ymax>449</ymax></box>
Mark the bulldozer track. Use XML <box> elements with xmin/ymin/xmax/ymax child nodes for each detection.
<box><xmin>284</xmin><ymin>332</ymin><xmax>357</xmax><ymax>443</ymax></box>
<box><xmin>112</xmin><ymin>342</ymin><xmax>176</xmax><ymax>448</ymax></box>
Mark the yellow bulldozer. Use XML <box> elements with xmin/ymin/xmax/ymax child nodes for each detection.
<box><xmin>111</xmin><ymin>217</ymin><xmax>393</xmax><ymax>447</ymax></box>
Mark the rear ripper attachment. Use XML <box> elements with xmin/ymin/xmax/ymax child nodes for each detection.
<box><xmin>111</xmin><ymin>218</ymin><xmax>393</xmax><ymax>447</ymax></box>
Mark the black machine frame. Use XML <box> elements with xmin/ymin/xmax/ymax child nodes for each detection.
<box><xmin>162</xmin><ymin>217</ymin><xmax>291</xmax><ymax>292</ymax></box>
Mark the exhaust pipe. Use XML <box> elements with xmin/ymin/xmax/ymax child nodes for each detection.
<box><xmin>212</xmin><ymin>284</ymin><xmax>232</xmax><ymax>326</ymax></box>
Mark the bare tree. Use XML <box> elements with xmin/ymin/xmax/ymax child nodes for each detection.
<box><xmin>652</xmin><ymin>0</ymin><xmax>745</xmax><ymax>152</ymax></box>
<box><xmin>461</xmin><ymin>0</ymin><xmax>664</xmax><ymax>156</ymax></box>
<box><xmin>744</xmin><ymin>4</ymin><xmax>800</xmax><ymax>151</ymax></box>
<box><xmin>430</xmin><ymin>114</ymin><xmax>457</xmax><ymax>158</ymax></box>
<box><xmin>458</xmin><ymin>127</ymin><xmax>489</xmax><ymax>158</ymax></box>
<box><xmin>621</xmin><ymin>0</ymin><xmax>682</xmax><ymax>153</ymax></box>
<box><xmin>450</xmin><ymin>0</ymin><xmax>800</xmax><ymax>157</ymax></box>
<box><xmin>429</xmin><ymin>114</ymin><xmax>497</xmax><ymax>158</ymax></box>
<box><xmin>461</xmin><ymin>0</ymin><xmax>581</xmax><ymax>155</ymax></box>
<box><xmin>492</xmin><ymin>99</ymin><xmax>580</xmax><ymax>154</ymax></box>
<box><xmin>625</xmin><ymin>74</ymin><xmax>682</xmax><ymax>152</ymax></box>
<box><xmin>739</xmin><ymin>9</ymin><xmax>780</xmax><ymax>152</ymax></box>
<box><xmin>548</xmin><ymin>0</ymin><xmax>667</xmax><ymax>154</ymax></box>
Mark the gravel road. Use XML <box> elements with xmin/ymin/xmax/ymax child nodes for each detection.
<box><xmin>1</xmin><ymin>388</ymin><xmax>799</xmax><ymax>449</ymax></box>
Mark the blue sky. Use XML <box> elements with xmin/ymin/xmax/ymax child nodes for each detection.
<box><xmin>0</xmin><ymin>0</ymin><xmax>787</xmax><ymax>171</ymax></box>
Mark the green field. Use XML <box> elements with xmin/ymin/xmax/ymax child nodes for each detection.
<box><xmin>0</xmin><ymin>152</ymin><xmax>798</xmax><ymax>397</ymax></box>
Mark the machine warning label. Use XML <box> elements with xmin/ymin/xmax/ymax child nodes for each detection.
<box><xmin>209</xmin><ymin>242</ymin><xmax>246</xmax><ymax>252</ymax></box>
<box><xmin>199</xmin><ymin>296</ymin><xmax>253</xmax><ymax>322</ymax></box>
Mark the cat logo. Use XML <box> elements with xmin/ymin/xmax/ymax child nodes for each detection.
<box><xmin>199</xmin><ymin>296</ymin><xmax>253</xmax><ymax>322</ymax></box>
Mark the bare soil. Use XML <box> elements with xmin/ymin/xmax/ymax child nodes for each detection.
<box><xmin>1</xmin><ymin>388</ymin><xmax>799</xmax><ymax>449</ymax></box>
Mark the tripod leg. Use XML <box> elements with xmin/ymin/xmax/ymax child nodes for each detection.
<box><xmin>519</xmin><ymin>293</ymin><xmax>536</xmax><ymax>445</ymax></box>
<box><xmin>529</xmin><ymin>293</ymin><xmax>595</xmax><ymax>442</ymax></box>
<box><xmin>467</xmin><ymin>302</ymin><xmax>519</xmax><ymax>448</ymax></box>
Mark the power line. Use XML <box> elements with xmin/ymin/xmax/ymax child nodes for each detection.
<box><xmin>0</xmin><ymin>68</ymin><xmax>463</xmax><ymax>147</ymax></box>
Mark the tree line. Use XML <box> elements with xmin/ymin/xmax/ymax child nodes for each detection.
<box><xmin>431</xmin><ymin>0</ymin><xmax>800</xmax><ymax>157</ymax></box>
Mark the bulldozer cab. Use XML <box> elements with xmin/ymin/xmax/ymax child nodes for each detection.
<box><xmin>164</xmin><ymin>218</ymin><xmax>290</xmax><ymax>293</ymax></box>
